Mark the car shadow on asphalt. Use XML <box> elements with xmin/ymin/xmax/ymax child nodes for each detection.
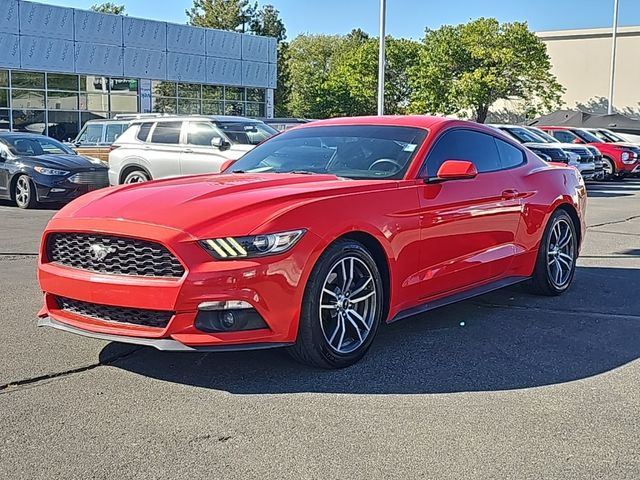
<box><xmin>102</xmin><ymin>266</ymin><xmax>640</xmax><ymax>394</ymax></box>
<box><xmin>585</xmin><ymin>179</ymin><xmax>640</xmax><ymax>198</ymax></box>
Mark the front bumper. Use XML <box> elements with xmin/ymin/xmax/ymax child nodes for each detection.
<box><xmin>37</xmin><ymin>217</ymin><xmax>325</xmax><ymax>349</ymax></box>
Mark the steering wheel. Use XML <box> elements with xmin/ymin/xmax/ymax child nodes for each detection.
<box><xmin>368</xmin><ymin>158</ymin><xmax>403</xmax><ymax>172</ymax></box>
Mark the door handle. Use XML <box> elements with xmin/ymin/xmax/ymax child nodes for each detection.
<box><xmin>183</xmin><ymin>148</ymin><xmax>194</xmax><ymax>153</ymax></box>
<box><xmin>501</xmin><ymin>189</ymin><xmax>519</xmax><ymax>199</ymax></box>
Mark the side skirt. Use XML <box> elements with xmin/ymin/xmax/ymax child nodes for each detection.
<box><xmin>388</xmin><ymin>276</ymin><xmax>529</xmax><ymax>323</ymax></box>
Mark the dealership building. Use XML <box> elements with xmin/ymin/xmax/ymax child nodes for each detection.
<box><xmin>0</xmin><ymin>0</ymin><xmax>277</xmax><ymax>140</ymax></box>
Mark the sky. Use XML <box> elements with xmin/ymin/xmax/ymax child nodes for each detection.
<box><xmin>36</xmin><ymin>0</ymin><xmax>640</xmax><ymax>39</ymax></box>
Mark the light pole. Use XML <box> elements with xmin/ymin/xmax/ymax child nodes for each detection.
<box><xmin>608</xmin><ymin>0</ymin><xmax>620</xmax><ymax>115</ymax></box>
<box><xmin>377</xmin><ymin>0</ymin><xmax>386</xmax><ymax>116</ymax></box>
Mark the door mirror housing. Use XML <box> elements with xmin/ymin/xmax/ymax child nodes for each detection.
<box><xmin>431</xmin><ymin>160</ymin><xmax>478</xmax><ymax>182</ymax></box>
<box><xmin>211</xmin><ymin>137</ymin><xmax>231</xmax><ymax>151</ymax></box>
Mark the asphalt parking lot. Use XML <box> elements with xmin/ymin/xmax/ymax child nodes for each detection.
<box><xmin>1</xmin><ymin>180</ymin><xmax>639</xmax><ymax>480</ymax></box>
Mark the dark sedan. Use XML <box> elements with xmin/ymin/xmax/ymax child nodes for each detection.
<box><xmin>0</xmin><ymin>133</ymin><xmax>109</xmax><ymax>209</ymax></box>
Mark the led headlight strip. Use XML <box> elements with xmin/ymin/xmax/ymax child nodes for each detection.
<box><xmin>200</xmin><ymin>230</ymin><xmax>306</xmax><ymax>260</ymax></box>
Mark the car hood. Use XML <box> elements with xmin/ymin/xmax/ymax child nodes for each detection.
<box><xmin>19</xmin><ymin>154</ymin><xmax>106</xmax><ymax>170</ymax></box>
<box><xmin>55</xmin><ymin>173</ymin><xmax>396</xmax><ymax>237</ymax></box>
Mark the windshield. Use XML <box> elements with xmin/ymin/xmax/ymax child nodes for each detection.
<box><xmin>216</xmin><ymin>121</ymin><xmax>278</xmax><ymax>145</ymax></box>
<box><xmin>574</xmin><ymin>129</ymin><xmax>603</xmax><ymax>143</ymax></box>
<box><xmin>594</xmin><ymin>129</ymin><xmax>628</xmax><ymax>143</ymax></box>
<box><xmin>2</xmin><ymin>135</ymin><xmax>75</xmax><ymax>156</ymax></box>
<box><xmin>503</xmin><ymin>127</ymin><xmax>547</xmax><ymax>144</ymax></box>
<box><xmin>228</xmin><ymin>125</ymin><xmax>428</xmax><ymax>180</ymax></box>
<box><xmin>526</xmin><ymin>127</ymin><xmax>557</xmax><ymax>144</ymax></box>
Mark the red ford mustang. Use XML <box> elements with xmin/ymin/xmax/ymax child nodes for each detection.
<box><xmin>37</xmin><ymin>116</ymin><xmax>587</xmax><ymax>368</ymax></box>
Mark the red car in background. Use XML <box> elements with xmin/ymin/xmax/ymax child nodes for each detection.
<box><xmin>540</xmin><ymin>126</ymin><xmax>640</xmax><ymax>179</ymax></box>
<box><xmin>37</xmin><ymin>116</ymin><xmax>586</xmax><ymax>369</ymax></box>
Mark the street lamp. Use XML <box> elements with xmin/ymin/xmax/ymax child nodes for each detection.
<box><xmin>608</xmin><ymin>0</ymin><xmax>620</xmax><ymax>115</ymax></box>
<box><xmin>377</xmin><ymin>0</ymin><xmax>386</xmax><ymax>116</ymax></box>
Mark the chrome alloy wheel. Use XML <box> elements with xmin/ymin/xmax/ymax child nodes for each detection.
<box><xmin>319</xmin><ymin>256</ymin><xmax>378</xmax><ymax>354</ymax></box>
<box><xmin>603</xmin><ymin>158</ymin><xmax>614</xmax><ymax>176</ymax></box>
<box><xmin>15</xmin><ymin>176</ymin><xmax>31</xmax><ymax>207</ymax></box>
<box><xmin>124</xmin><ymin>171</ymin><xmax>148</xmax><ymax>184</ymax></box>
<box><xmin>546</xmin><ymin>218</ymin><xmax>575</xmax><ymax>289</ymax></box>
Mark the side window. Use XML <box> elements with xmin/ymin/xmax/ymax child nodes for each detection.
<box><xmin>186</xmin><ymin>122</ymin><xmax>222</xmax><ymax>146</ymax></box>
<box><xmin>552</xmin><ymin>130</ymin><xmax>576</xmax><ymax>143</ymax></box>
<box><xmin>423</xmin><ymin>129</ymin><xmax>501</xmax><ymax>176</ymax></box>
<box><xmin>136</xmin><ymin>122</ymin><xmax>153</xmax><ymax>142</ymax></box>
<box><xmin>150</xmin><ymin>122</ymin><xmax>182</xmax><ymax>144</ymax></box>
<box><xmin>495</xmin><ymin>138</ymin><xmax>525</xmax><ymax>169</ymax></box>
<box><xmin>105</xmin><ymin>123</ymin><xmax>125</xmax><ymax>143</ymax></box>
<box><xmin>77</xmin><ymin>124</ymin><xmax>103</xmax><ymax>144</ymax></box>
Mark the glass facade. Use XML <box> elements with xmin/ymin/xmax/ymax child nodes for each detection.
<box><xmin>0</xmin><ymin>69</ymin><xmax>267</xmax><ymax>141</ymax></box>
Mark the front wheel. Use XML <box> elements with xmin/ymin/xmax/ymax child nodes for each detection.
<box><xmin>14</xmin><ymin>175</ymin><xmax>38</xmax><ymax>209</ymax></box>
<box><xmin>602</xmin><ymin>157</ymin><xmax>616</xmax><ymax>181</ymax></box>
<box><xmin>122</xmin><ymin>169</ymin><xmax>150</xmax><ymax>184</ymax></box>
<box><xmin>288</xmin><ymin>240</ymin><xmax>384</xmax><ymax>369</ymax></box>
<box><xmin>527</xmin><ymin>209</ymin><xmax>578</xmax><ymax>296</ymax></box>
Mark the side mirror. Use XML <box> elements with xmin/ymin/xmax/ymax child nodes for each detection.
<box><xmin>219</xmin><ymin>159</ymin><xmax>236</xmax><ymax>172</ymax></box>
<box><xmin>432</xmin><ymin>160</ymin><xmax>478</xmax><ymax>181</ymax></box>
<box><xmin>572</xmin><ymin>138</ymin><xmax>583</xmax><ymax>144</ymax></box>
<box><xmin>211</xmin><ymin>137</ymin><xmax>231</xmax><ymax>151</ymax></box>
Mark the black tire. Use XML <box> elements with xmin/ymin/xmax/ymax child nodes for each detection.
<box><xmin>527</xmin><ymin>209</ymin><xmax>578</xmax><ymax>296</ymax></box>
<box><xmin>13</xmin><ymin>174</ymin><xmax>38</xmax><ymax>209</ymax></box>
<box><xmin>122</xmin><ymin>169</ymin><xmax>150</xmax><ymax>184</ymax></box>
<box><xmin>288</xmin><ymin>239</ymin><xmax>384</xmax><ymax>369</ymax></box>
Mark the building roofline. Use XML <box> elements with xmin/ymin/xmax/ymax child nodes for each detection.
<box><xmin>538</xmin><ymin>25</ymin><xmax>640</xmax><ymax>41</ymax></box>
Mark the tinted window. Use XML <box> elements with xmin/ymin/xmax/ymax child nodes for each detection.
<box><xmin>424</xmin><ymin>129</ymin><xmax>501</xmax><ymax>176</ymax></box>
<box><xmin>495</xmin><ymin>138</ymin><xmax>525</xmax><ymax>168</ymax></box>
<box><xmin>4</xmin><ymin>135</ymin><xmax>74</xmax><ymax>156</ymax></box>
<box><xmin>77</xmin><ymin>124</ymin><xmax>103</xmax><ymax>144</ymax></box>
<box><xmin>186</xmin><ymin>122</ymin><xmax>222</xmax><ymax>146</ymax></box>
<box><xmin>137</xmin><ymin>122</ymin><xmax>153</xmax><ymax>142</ymax></box>
<box><xmin>502</xmin><ymin>127</ymin><xmax>545</xmax><ymax>144</ymax></box>
<box><xmin>150</xmin><ymin>122</ymin><xmax>182</xmax><ymax>144</ymax></box>
<box><xmin>105</xmin><ymin>123</ymin><xmax>125</xmax><ymax>143</ymax></box>
<box><xmin>551</xmin><ymin>130</ymin><xmax>578</xmax><ymax>143</ymax></box>
<box><xmin>216</xmin><ymin>121</ymin><xmax>277</xmax><ymax>145</ymax></box>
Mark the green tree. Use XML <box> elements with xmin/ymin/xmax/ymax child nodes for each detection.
<box><xmin>408</xmin><ymin>18</ymin><xmax>564</xmax><ymax>123</ymax></box>
<box><xmin>90</xmin><ymin>2</ymin><xmax>125</xmax><ymax>14</ymax></box>
<box><xmin>187</xmin><ymin>0</ymin><xmax>256</xmax><ymax>31</ymax></box>
<box><xmin>249</xmin><ymin>4</ymin><xmax>286</xmax><ymax>42</ymax></box>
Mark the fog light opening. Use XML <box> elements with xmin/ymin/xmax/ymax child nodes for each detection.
<box><xmin>195</xmin><ymin>303</ymin><xmax>268</xmax><ymax>333</ymax></box>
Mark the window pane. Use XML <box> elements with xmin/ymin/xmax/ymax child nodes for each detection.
<box><xmin>47</xmin><ymin>111</ymin><xmax>80</xmax><ymax>141</ymax></box>
<box><xmin>105</xmin><ymin>123</ymin><xmax>126</xmax><ymax>143</ymax></box>
<box><xmin>77</xmin><ymin>123</ymin><xmax>103</xmax><ymax>144</ymax></box>
<box><xmin>47</xmin><ymin>73</ymin><xmax>79</xmax><ymax>91</ymax></box>
<box><xmin>47</xmin><ymin>91</ymin><xmax>78</xmax><ymax>110</ymax></box>
<box><xmin>81</xmin><ymin>112</ymin><xmax>108</xmax><ymax>128</ymax></box>
<box><xmin>0</xmin><ymin>89</ymin><xmax>7</xmax><ymax>108</ymax></box>
<box><xmin>11</xmin><ymin>90</ymin><xmax>45</xmax><ymax>109</ymax></box>
<box><xmin>0</xmin><ymin>109</ymin><xmax>9</xmax><ymax>130</ymax></box>
<box><xmin>137</xmin><ymin>122</ymin><xmax>153</xmax><ymax>141</ymax></box>
<box><xmin>425</xmin><ymin>129</ymin><xmax>501</xmax><ymax>175</ymax></box>
<box><xmin>186</xmin><ymin>122</ymin><xmax>221</xmax><ymax>146</ymax></box>
<box><xmin>177</xmin><ymin>98</ymin><xmax>201</xmax><ymax>114</ymax></box>
<box><xmin>495</xmin><ymin>138</ymin><xmax>525</xmax><ymax>169</ymax></box>
<box><xmin>11</xmin><ymin>71</ymin><xmax>45</xmax><ymax>89</ymax></box>
<box><xmin>0</xmin><ymin>70</ymin><xmax>8</xmax><ymax>88</ymax></box>
<box><xmin>153</xmin><ymin>80</ymin><xmax>176</xmax><ymax>97</ymax></box>
<box><xmin>246</xmin><ymin>88</ymin><xmax>265</xmax><ymax>102</ymax></box>
<box><xmin>178</xmin><ymin>83</ymin><xmax>201</xmax><ymax>99</ymax></box>
<box><xmin>82</xmin><ymin>93</ymin><xmax>110</xmax><ymax>111</ymax></box>
<box><xmin>224</xmin><ymin>101</ymin><xmax>244</xmax><ymax>116</ymax></box>
<box><xmin>552</xmin><ymin>131</ymin><xmax>577</xmax><ymax>143</ymax></box>
<box><xmin>153</xmin><ymin>97</ymin><xmax>176</xmax><ymax>114</ymax></box>
<box><xmin>12</xmin><ymin>109</ymin><xmax>46</xmax><ymax>134</ymax></box>
<box><xmin>150</xmin><ymin>122</ymin><xmax>182</xmax><ymax>144</ymax></box>
<box><xmin>246</xmin><ymin>102</ymin><xmax>264</xmax><ymax>117</ymax></box>
<box><xmin>203</xmin><ymin>100</ymin><xmax>223</xmax><ymax>115</ymax></box>
<box><xmin>110</xmin><ymin>94</ymin><xmax>138</xmax><ymax>112</ymax></box>
<box><xmin>110</xmin><ymin>78</ymin><xmax>138</xmax><ymax>93</ymax></box>
<box><xmin>225</xmin><ymin>87</ymin><xmax>244</xmax><ymax>101</ymax></box>
<box><xmin>203</xmin><ymin>85</ymin><xmax>223</xmax><ymax>100</ymax></box>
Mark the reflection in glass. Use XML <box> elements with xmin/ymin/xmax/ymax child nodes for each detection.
<box><xmin>11</xmin><ymin>71</ymin><xmax>45</xmax><ymax>89</ymax></box>
<box><xmin>11</xmin><ymin>90</ymin><xmax>45</xmax><ymax>109</ymax></box>
<box><xmin>110</xmin><ymin>94</ymin><xmax>138</xmax><ymax>113</ymax></box>
<box><xmin>225</xmin><ymin>87</ymin><xmax>244</xmax><ymax>101</ymax></box>
<box><xmin>203</xmin><ymin>85</ymin><xmax>223</xmax><ymax>100</ymax></box>
<box><xmin>153</xmin><ymin>97</ymin><xmax>177</xmax><ymax>114</ymax></box>
<box><xmin>178</xmin><ymin>83</ymin><xmax>201</xmax><ymax>99</ymax></box>
<box><xmin>246</xmin><ymin>102</ymin><xmax>265</xmax><ymax>117</ymax></box>
<box><xmin>246</xmin><ymin>88</ymin><xmax>265</xmax><ymax>102</ymax></box>
<box><xmin>82</xmin><ymin>93</ymin><xmax>110</xmax><ymax>111</ymax></box>
<box><xmin>0</xmin><ymin>70</ymin><xmax>8</xmax><ymax>88</ymax></box>
<box><xmin>11</xmin><ymin>109</ymin><xmax>46</xmax><ymax>134</ymax></box>
<box><xmin>47</xmin><ymin>73</ymin><xmax>79</xmax><ymax>91</ymax></box>
<box><xmin>110</xmin><ymin>78</ymin><xmax>138</xmax><ymax>94</ymax></box>
<box><xmin>224</xmin><ymin>101</ymin><xmax>244</xmax><ymax>116</ymax></box>
<box><xmin>0</xmin><ymin>89</ymin><xmax>7</xmax><ymax>108</ymax></box>
<box><xmin>178</xmin><ymin>99</ymin><xmax>201</xmax><ymax>115</ymax></box>
<box><xmin>203</xmin><ymin>100</ymin><xmax>224</xmax><ymax>115</ymax></box>
<box><xmin>47</xmin><ymin>91</ymin><xmax>79</xmax><ymax>110</ymax></box>
<box><xmin>152</xmin><ymin>81</ymin><xmax>176</xmax><ymax>97</ymax></box>
<box><xmin>81</xmin><ymin>112</ymin><xmax>108</xmax><ymax>126</ymax></box>
<box><xmin>47</xmin><ymin>110</ymin><xmax>80</xmax><ymax>141</ymax></box>
<box><xmin>0</xmin><ymin>109</ymin><xmax>9</xmax><ymax>130</ymax></box>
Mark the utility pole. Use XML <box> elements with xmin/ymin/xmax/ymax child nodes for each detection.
<box><xmin>608</xmin><ymin>0</ymin><xmax>620</xmax><ymax>115</ymax></box>
<box><xmin>377</xmin><ymin>0</ymin><xmax>386</xmax><ymax>116</ymax></box>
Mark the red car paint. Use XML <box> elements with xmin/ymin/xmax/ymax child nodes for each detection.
<box><xmin>540</xmin><ymin>126</ymin><xmax>639</xmax><ymax>175</ymax></box>
<box><xmin>37</xmin><ymin>116</ymin><xmax>587</xmax><ymax>350</ymax></box>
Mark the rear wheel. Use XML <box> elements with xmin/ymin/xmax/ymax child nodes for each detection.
<box><xmin>122</xmin><ymin>169</ymin><xmax>150</xmax><ymax>184</ymax></box>
<box><xmin>528</xmin><ymin>209</ymin><xmax>578</xmax><ymax>296</ymax></box>
<box><xmin>288</xmin><ymin>240</ymin><xmax>384</xmax><ymax>369</ymax></box>
<box><xmin>13</xmin><ymin>175</ymin><xmax>38</xmax><ymax>209</ymax></box>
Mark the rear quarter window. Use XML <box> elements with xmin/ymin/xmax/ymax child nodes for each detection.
<box><xmin>136</xmin><ymin>122</ymin><xmax>154</xmax><ymax>142</ymax></box>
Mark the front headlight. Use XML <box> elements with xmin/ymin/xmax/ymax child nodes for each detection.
<box><xmin>621</xmin><ymin>152</ymin><xmax>634</xmax><ymax>163</ymax></box>
<box><xmin>34</xmin><ymin>166</ymin><xmax>69</xmax><ymax>176</ymax></box>
<box><xmin>200</xmin><ymin>229</ymin><xmax>306</xmax><ymax>260</ymax></box>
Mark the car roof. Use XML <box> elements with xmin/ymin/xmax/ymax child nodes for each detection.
<box><xmin>83</xmin><ymin>118</ymin><xmax>130</xmax><ymax>124</ymax></box>
<box><xmin>129</xmin><ymin>115</ymin><xmax>264</xmax><ymax>125</ymax></box>
<box><xmin>299</xmin><ymin>115</ymin><xmax>453</xmax><ymax>129</ymax></box>
<box><xmin>0</xmin><ymin>132</ymin><xmax>51</xmax><ymax>139</ymax></box>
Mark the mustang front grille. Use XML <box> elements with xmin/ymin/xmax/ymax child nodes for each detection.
<box><xmin>56</xmin><ymin>296</ymin><xmax>173</xmax><ymax>329</ymax></box>
<box><xmin>46</xmin><ymin>233</ymin><xmax>185</xmax><ymax>278</ymax></box>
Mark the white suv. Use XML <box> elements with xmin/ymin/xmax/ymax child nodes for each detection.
<box><xmin>108</xmin><ymin>116</ymin><xmax>278</xmax><ymax>185</ymax></box>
